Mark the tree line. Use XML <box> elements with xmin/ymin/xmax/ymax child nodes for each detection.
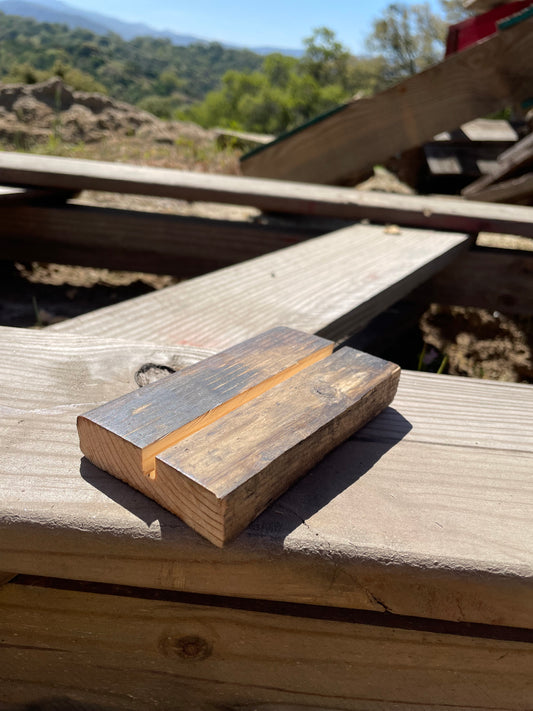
<box><xmin>0</xmin><ymin>1</ymin><xmax>469</xmax><ymax>134</ymax></box>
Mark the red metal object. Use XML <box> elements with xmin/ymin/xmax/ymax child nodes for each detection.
<box><xmin>445</xmin><ymin>0</ymin><xmax>533</xmax><ymax>55</ymax></box>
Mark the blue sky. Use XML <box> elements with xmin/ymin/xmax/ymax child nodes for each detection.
<box><xmin>63</xmin><ymin>0</ymin><xmax>444</xmax><ymax>54</ymax></box>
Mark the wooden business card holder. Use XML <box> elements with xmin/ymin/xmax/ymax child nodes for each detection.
<box><xmin>78</xmin><ymin>327</ymin><xmax>400</xmax><ymax>546</ymax></box>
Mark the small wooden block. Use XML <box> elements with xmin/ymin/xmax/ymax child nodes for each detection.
<box><xmin>78</xmin><ymin>327</ymin><xmax>333</xmax><ymax>487</ymax></box>
<box><xmin>156</xmin><ymin>348</ymin><xmax>400</xmax><ymax>546</ymax></box>
<box><xmin>78</xmin><ymin>329</ymin><xmax>399</xmax><ymax>546</ymax></box>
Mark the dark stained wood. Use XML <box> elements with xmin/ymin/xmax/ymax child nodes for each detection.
<box><xmin>2</xmin><ymin>151</ymin><xmax>533</xmax><ymax>238</ymax></box>
<box><xmin>1</xmin><ymin>580</ymin><xmax>532</xmax><ymax>711</ymax></box>
<box><xmin>0</xmin><ymin>203</ymin><xmax>323</xmax><ymax>276</ymax></box>
<box><xmin>78</xmin><ymin>327</ymin><xmax>333</xmax><ymax>482</ymax></box>
<box><xmin>240</xmin><ymin>16</ymin><xmax>533</xmax><ymax>184</ymax></box>
<box><xmin>412</xmin><ymin>246</ymin><xmax>533</xmax><ymax>315</ymax></box>
<box><xmin>154</xmin><ymin>348</ymin><xmax>399</xmax><ymax>546</ymax></box>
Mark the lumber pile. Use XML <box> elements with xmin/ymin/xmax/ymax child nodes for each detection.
<box><xmin>240</xmin><ymin>13</ymin><xmax>533</xmax><ymax>185</ymax></box>
<box><xmin>462</xmin><ymin>130</ymin><xmax>533</xmax><ymax>203</ymax></box>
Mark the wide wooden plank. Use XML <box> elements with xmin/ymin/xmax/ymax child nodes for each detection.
<box><xmin>1</xmin><ymin>580</ymin><xmax>531</xmax><ymax>711</ymax></box>
<box><xmin>1</xmin><ymin>327</ymin><xmax>532</xmax><ymax>627</ymax></box>
<box><xmin>154</xmin><ymin>348</ymin><xmax>399</xmax><ymax>546</ymax></box>
<box><xmin>0</xmin><ymin>203</ymin><xmax>323</xmax><ymax>277</ymax></box>
<box><xmin>240</xmin><ymin>16</ymin><xmax>533</xmax><ymax>184</ymax></box>
<box><xmin>2</xmin><ymin>151</ymin><xmax>533</xmax><ymax>237</ymax></box>
<box><xmin>78</xmin><ymin>327</ymin><xmax>333</xmax><ymax>479</ymax></box>
<box><xmin>463</xmin><ymin>132</ymin><xmax>533</xmax><ymax>197</ymax></box>
<box><xmin>464</xmin><ymin>171</ymin><xmax>533</xmax><ymax>203</ymax></box>
<box><xmin>49</xmin><ymin>224</ymin><xmax>469</xmax><ymax>349</ymax></box>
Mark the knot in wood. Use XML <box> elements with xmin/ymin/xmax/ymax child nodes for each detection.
<box><xmin>135</xmin><ymin>363</ymin><xmax>175</xmax><ymax>387</ymax></box>
<box><xmin>170</xmin><ymin>635</ymin><xmax>212</xmax><ymax>661</ymax></box>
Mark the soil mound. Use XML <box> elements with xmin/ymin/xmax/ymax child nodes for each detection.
<box><xmin>0</xmin><ymin>77</ymin><xmax>214</xmax><ymax>146</ymax></box>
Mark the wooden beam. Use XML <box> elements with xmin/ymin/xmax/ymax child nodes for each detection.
<box><xmin>415</xmin><ymin>246</ymin><xmax>533</xmax><ymax>315</ymax></box>
<box><xmin>240</xmin><ymin>16</ymin><xmax>533</xmax><ymax>184</ymax></box>
<box><xmin>2</xmin><ymin>151</ymin><xmax>533</xmax><ymax>237</ymax></box>
<box><xmin>0</xmin><ymin>185</ymin><xmax>74</xmax><ymax>204</ymax></box>
<box><xmin>0</xmin><ymin>203</ymin><xmax>323</xmax><ymax>276</ymax></box>
<box><xmin>1</xmin><ymin>327</ymin><xmax>532</xmax><ymax>628</ymax></box>
<box><xmin>48</xmin><ymin>223</ymin><xmax>470</xmax><ymax>349</ymax></box>
<box><xmin>464</xmin><ymin>172</ymin><xmax>533</xmax><ymax>203</ymax></box>
<box><xmin>1</xmin><ymin>580</ymin><xmax>532</xmax><ymax>710</ymax></box>
<box><xmin>463</xmin><ymin>132</ymin><xmax>533</xmax><ymax>197</ymax></box>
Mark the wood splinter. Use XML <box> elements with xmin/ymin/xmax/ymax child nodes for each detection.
<box><xmin>78</xmin><ymin>327</ymin><xmax>400</xmax><ymax>546</ymax></box>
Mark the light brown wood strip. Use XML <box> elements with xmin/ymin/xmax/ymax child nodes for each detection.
<box><xmin>49</xmin><ymin>224</ymin><xmax>469</xmax><ymax>349</ymax></box>
<box><xmin>2</xmin><ymin>150</ymin><xmax>533</xmax><ymax>237</ymax></box>
<box><xmin>78</xmin><ymin>327</ymin><xmax>333</xmax><ymax>479</ymax></box>
<box><xmin>0</xmin><ymin>328</ymin><xmax>532</xmax><ymax>626</ymax></box>
<box><xmin>0</xmin><ymin>582</ymin><xmax>531</xmax><ymax>711</ymax></box>
<box><xmin>153</xmin><ymin>348</ymin><xmax>399</xmax><ymax>546</ymax></box>
<box><xmin>240</xmin><ymin>17</ymin><xmax>533</xmax><ymax>184</ymax></box>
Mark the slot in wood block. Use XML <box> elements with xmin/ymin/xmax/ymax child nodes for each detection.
<box><xmin>155</xmin><ymin>348</ymin><xmax>400</xmax><ymax>545</ymax></box>
<box><xmin>77</xmin><ymin>327</ymin><xmax>333</xmax><ymax>489</ymax></box>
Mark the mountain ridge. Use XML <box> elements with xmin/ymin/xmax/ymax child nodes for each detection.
<box><xmin>0</xmin><ymin>0</ymin><xmax>303</xmax><ymax>56</ymax></box>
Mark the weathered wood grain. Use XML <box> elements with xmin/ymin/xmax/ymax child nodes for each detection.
<box><xmin>240</xmin><ymin>16</ymin><xmax>533</xmax><ymax>184</ymax></box>
<box><xmin>78</xmin><ymin>327</ymin><xmax>332</xmax><ymax>483</ymax></box>
<box><xmin>0</xmin><ymin>203</ymin><xmax>323</xmax><ymax>277</ymax></box>
<box><xmin>464</xmin><ymin>171</ymin><xmax>533</xmax><ymax>204</ymax></box>
<box><xmin>2</xmin><ymin>151</ymin><xmax>533</xmax><ymax>237</ymax></box>
<box><xmin>153</xmin><ymin>348</ymin><xmax>399</xmax><ymax>546</ymax></box>
<box><xmin>0</xmin><ymin>581</ymin><xmax>531</xmax><ymax>711</ymax></box>
<box><xmin>1</xmin><ymin>328</ymin><xmax>532</xmax><ymax>627</ymax></box>
<box><xmin>49</xmin><ymin>224</ymin><xmax>469</xmax><ymax>349</ymax></box>
<box><xmin>463</xmin><ymin>132</ymin><xmax>533</xmax><ymax>197</ymax></box>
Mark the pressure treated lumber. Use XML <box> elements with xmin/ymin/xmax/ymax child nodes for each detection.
<box><xmin>240</xmin><ymin>16</ymin><xmax>533</xmax><ymax>184</ymax></box>
<box><xmin>0</xmin><ymin>203</ymin><xmax>322</xmax><ymax>276</ymax></box>
<box><xmin>463</xmin><ymin>132</ymin><xmax>533</xmax><ymax>197</ymax></box>
<box><xmin>1</xmin><ymin>327</ymin><xmax>532</xmax><ymax>628</ymax></box>
<box><xmin>1</xmin><ymin>580</ymin><xmax>532</xmax><ymax>711</ymax></box>
<box><xmin>50</xmin><ymin>223</ymin><xmax>469</xmax><ymax>349</ymax></box>
<box><xmin>3</xmin><ymin>151</ymin><xmax>533</xmax><ymax>238</ymax></box>
<box><xmin>153</xmin><ymin>348</ymin><xmax>399</xmax><ymax>546</ymax></box>
<box><xmin>78</xmin><ymin>327</ymin><xmax>333</xmax><ymax>481</ymax></box>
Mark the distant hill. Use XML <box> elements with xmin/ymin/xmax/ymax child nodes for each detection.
<box><xmin>0</xmin><ymin>0</ymin><xmax>303</xmax><ymax>55</ymax></box>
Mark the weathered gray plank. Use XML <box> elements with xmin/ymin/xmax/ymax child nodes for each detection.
<box><xmin>0</xmin><ymin>327</ymin><xmax>532</xmax><ymax>627</ymax></box>
<box><xmin>240</xmin><ymin>17</ymin><xmax>533</xmax><ymax>184</ymax></box>
<box><xmin>2</xmin><ymin>151</ymin><xmax>533</xmax><ymax>237</ymax></box>
<box><xmin>0</xmin><ymin>580</ymin><xmax>531</xmax><ymax>711</ymax></box>
<box><xmin>49</xmin><ymin>223</ymin><xmax>469</xmax><ymax>349</ymax></box>
<box><xmin>463</xmin><ymin>132</ymin><xmax>533</xmax><ymax>197</ymax></box>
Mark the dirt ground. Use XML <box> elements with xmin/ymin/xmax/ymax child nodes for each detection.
<box><xmin>1</xmin><ymin>80</ymin><xmax>532</xmax><ymax>383</ymax></box>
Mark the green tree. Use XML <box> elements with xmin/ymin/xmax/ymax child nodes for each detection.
<box><xmin>366</xmin><ymin>3</ymin><xmax>446</xmax><ymax>85</ymax></box>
